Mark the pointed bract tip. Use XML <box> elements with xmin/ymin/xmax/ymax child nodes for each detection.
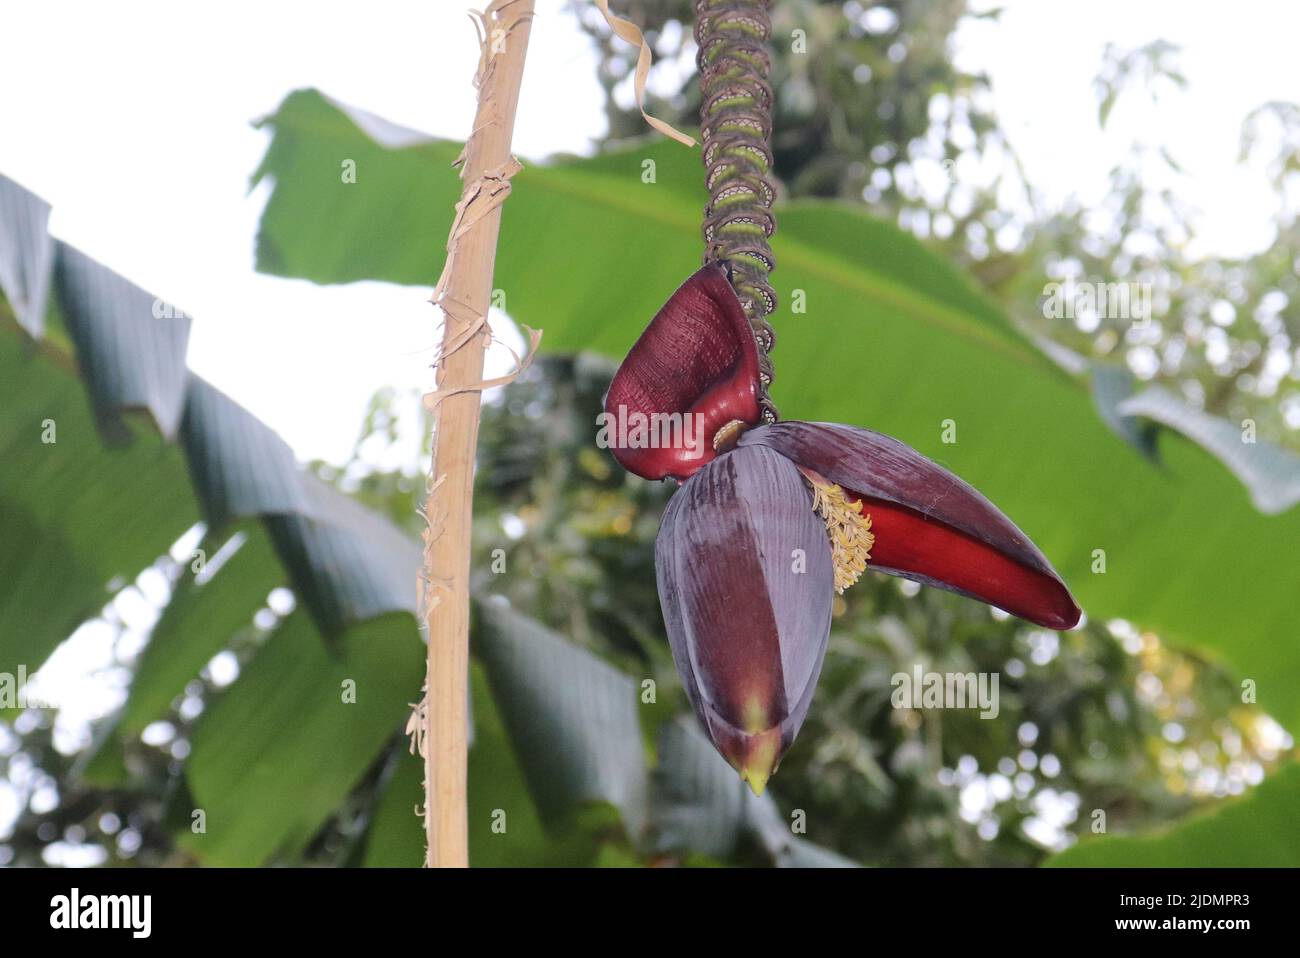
<box><xmin>742</xmin><ymin>767</ymin><xmax>771</xmax><ymax>798</ymax></box>
<box><xmin>723</xmin><ymin>726</ymin><xmax>781</xmax><ymax>797</ymax></box>
<box><xmin>1044</xmin><ymin>597</ymin><xmax>1083</xmax><ymax>631</ymax></box>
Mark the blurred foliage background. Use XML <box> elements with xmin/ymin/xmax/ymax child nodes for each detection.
<box><xmin>2</xmin><ymin>0</ymin><xmax>1297</xmax><ymax>867</ymax></box>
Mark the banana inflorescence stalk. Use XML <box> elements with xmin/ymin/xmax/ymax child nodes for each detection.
<box><xmin>695</xmin><ymin>0</ymin><xmax>780</xmax><ymax>422</ymax></box>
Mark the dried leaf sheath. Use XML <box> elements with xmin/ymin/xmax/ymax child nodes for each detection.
<box><xmin>419</xmin><ymin>0</ymin><xmax>537</xmax><ymax>868</ymax></box>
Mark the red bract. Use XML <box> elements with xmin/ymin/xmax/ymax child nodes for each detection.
<box><xmin>603</xmin><ymin>265</ymin><xmax>761</xmax><ymax>481</ymax></box>
<box><xmin>737</xmin><ymin>422</ymin><xmax>1081</xmax><ymax>631</ymax></box>
<box><xmin>612</xmin><ymin>268</ymin><xmax>1082</xmax><ymax>792</ymax></box>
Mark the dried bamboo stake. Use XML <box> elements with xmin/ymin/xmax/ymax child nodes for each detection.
<box><xmin>420</xmin><ymin>0</ymin><xmax>536</xmax><ymax>869</ymax></box>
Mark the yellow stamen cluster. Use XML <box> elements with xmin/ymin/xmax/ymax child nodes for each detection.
<box><xmin>807</xmin><ymin>477</ymin><xmax>874</xmax><ymax>594</ymax></box>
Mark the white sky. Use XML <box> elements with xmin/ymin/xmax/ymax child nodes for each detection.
<box><xmin>1</xmin><ymin>0</ymin><xmax>1298</xmax><ymax>466</ymax></box>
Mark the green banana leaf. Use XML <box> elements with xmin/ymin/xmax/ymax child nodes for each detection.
<box><xmin>364</xmin><ymin>662</ymin><xmax>616</xmax><ymax>868</ymax></box>
<box><xmin>179</xmin><ymin>610</ymin><xmax>422</xmax><ymax>865</ymax></box>
<box><xmin>0</xmin><ymin>316</ymin><xmax>198</xmax><ymax>679</ymax></box>
<box><xmin>1047</xmin><ymin>761</ymin><xmax>1300</xmax><ymax>867</ymax></box>
<box><xmin>474</xmin><ymin>600</ymin><xmax>648</xmax><ymax>837</ymax></box>
<box><xmin>251</xmin><ymin>89</ymin><xmax>1300</xmax><ymax>742</ymax></box>
<box><xmin>1119</xmin><ymin>385</ymin><xmax>1300</xmax><ymax>515</ymax></box>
